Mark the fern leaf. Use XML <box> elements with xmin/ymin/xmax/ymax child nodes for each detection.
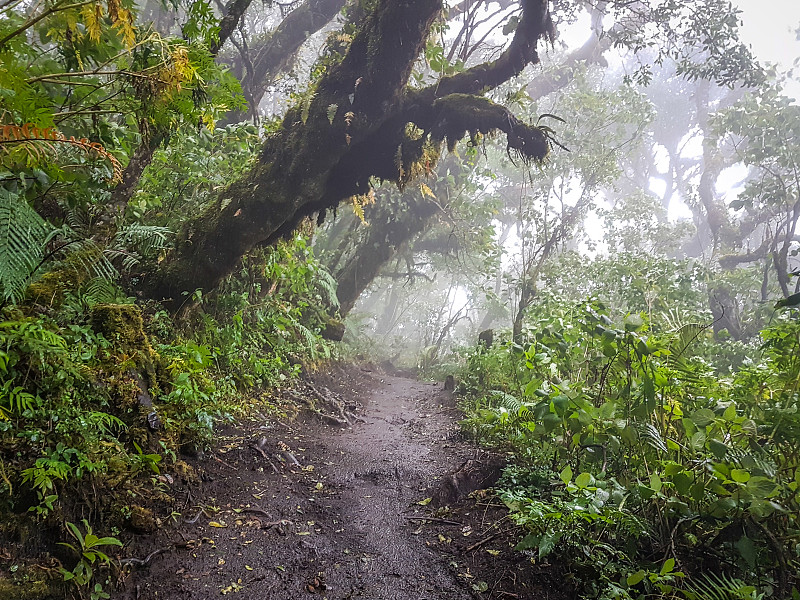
<box><xmin>112</xmin><ymin>224</ymin><xmax>172</xmax><ymax>257</ymax></box>
<box><xmin>313</xmin><ymin>267</ymin><xmax>340</xmax><ymax>311</ymax></box>
<box><xmin>687</xmin><ymin>572</ymin><xmax>762</xmax><ymax>600</ymax></box>
<box><xmin>0</xmin><ymin>189</ymin><xmax>54</xmax><ymax>302</ymax></box>
<box><xmin>83</xmin><ymin>277</ymin><xmax>119</xmax><ymax>305</ymax></box>
<box><xmin>635</xmin><ymin>421</ymin><xmax>668</xmax><ymax>454</ymax></box>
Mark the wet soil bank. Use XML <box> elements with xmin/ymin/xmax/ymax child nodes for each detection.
<box><xmin>117</xmin><ymin>366</ymin><xmax>568</xmax><ymax>600</ymax></box>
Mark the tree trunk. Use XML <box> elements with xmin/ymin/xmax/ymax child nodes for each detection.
<box><xmin>221</xmin><ymin>0</ymin><xmax>348</xmax><ymax>123</ymax></box>
<box><xmin>144</xmin><ymin>0</ymin><xmax>554</xmax><ymax>306</ymax></box>
<box><xmin>334</xmin><ymin>195</ymin><xmax>440</xmax><ymax>316</ymax></box>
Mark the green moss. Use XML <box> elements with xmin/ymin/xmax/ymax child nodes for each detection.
<box><xmin>0</xmin><ymin>572</ymin><xmax>55</xmax><ymax>600</ymax></box>
<box><xmin>91</xmin><ymin>304</ymin><xmax>147</xmax><ymax>350</ymax></box>
<box><xmin>25</xmin><ymin>247</ymin><xmax>102</xmax><ymax>307</ymax></box>
<box><xmin>90</xmin><ymin>303</ymin><xmax>164</xmax><ymax>387</ymax></box>
<box><xmin>127</xmin><ymin>505</ymin><xmax>157</xmax><ymax>533</ymax></box>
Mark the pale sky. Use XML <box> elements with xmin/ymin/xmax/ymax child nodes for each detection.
<box><xmin>732</xmin><ymin>0</ymin><xmax>800</xmax><ymax>99</ymax></box>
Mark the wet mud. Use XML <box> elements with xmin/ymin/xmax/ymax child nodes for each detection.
<box><xmin>117</xmin><ymin>367</ymin><xmax>568</xmax><ymax>600</ymax></box>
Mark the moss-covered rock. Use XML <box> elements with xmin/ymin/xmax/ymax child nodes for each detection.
<box><xmin>127</xmin><ymin>505</ymin><xmax>157</xmax><ymax>533</ymax></box>
<box><xmin>90</xmin><ymin>303</ymin><xmax>149</xmax><ymax>353</ymax></box>
<box><xmin>89</xmin><ymin>303</ymin><xmax>165</xmax><ymax>400</ymax></box>
<box><xmin>173</xmin><ymin>460</ymin><xmax>200</xmax><ymax>485</ymax></box>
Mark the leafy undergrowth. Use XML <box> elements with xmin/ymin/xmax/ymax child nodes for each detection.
<box><xmin>458</xmin><ymin>298</ymin><xmax>800</xmax><ymax>600</ymax></box>
<box><xmin>0</xmin><ymin>236</ymin><xmax>338</xmax><ymax>599</ymax></box>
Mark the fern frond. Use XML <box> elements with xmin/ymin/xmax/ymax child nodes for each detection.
<box><xmin>635</xmin><ymin>421</ymin><xmax>668</xmax><ymax>454</ymax></box>
<box><xmin>83</xmin><ymin>277</ymin><xmax>120</xmax><ymax>305</ymax></box>
<box><xmin>50</xmin><ymin>235</ymin><xmax>119</xmax><ymax>284</ymax></box>
<box><xmin>0</xmin><ymin>124</ymin><xmax>122</xmax><ymax>182</ymax></box>
<box><xmin>294</xmin><ymin>322</ymin><xmax>319</xmax><ymax>354</ymax></box>
<box><xmin>313</xmin><ymin>267</ymin><xmax>340</xmax><ymax>311</ymax></box>
<box><xmin>85</xmin><ymin>410</ymin><xmax>127</xmax><ymax>434</ymax></box>
<box><xmin>686</xmin><ymin>572</ymin><xmax>762</xmax><ymax>600</ymax></box>
<box><xmin>726</xmin><ymin>446</ymin><xmax>776</xmax><ymax>478</ymax></box>
<box><xmin>488</xmin><ymin>391</ymin><xmax>534</xmax><ymax>420</ymax></box>
<box><xmin>0</xmin><ymin>188</ymin><xmax>54</xmax><ymax>302</ymax></box>
<box><xmin>667</xmin><ymin>322</ymin><xmax>709</xmax><ymax>360</ymax></box>
<box><xmin>112</xmin><ymin>224</ymin><xmax>172</xmax><ymax>257</ymax></box>
<box><xmin>64</xmin><ymin>205</ymin><xmax>92</xmax><ymax>236</ymax></box>
<box><xmin>103</xmin><ymin>248</ymin><xmax>142</xmax><ymax>271</ymax></box>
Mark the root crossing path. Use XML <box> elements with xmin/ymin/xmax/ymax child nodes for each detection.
<box><xmin>120</xmin><ymin>368</ymin><xmax>481</xmax><ymax>600</ymax></box>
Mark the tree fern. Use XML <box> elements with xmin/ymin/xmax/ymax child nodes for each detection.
<box><xmin>0</xmin><ymin>188</ymin><xmax>54</xmax><ymax>302</ymax></box>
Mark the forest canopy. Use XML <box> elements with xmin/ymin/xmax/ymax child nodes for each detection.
<box><xmin>1</xmin><ymin>0</ymin><xmax>800</xmax><ymax>598</ymax></box>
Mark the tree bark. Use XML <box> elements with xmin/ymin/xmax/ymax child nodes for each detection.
<box><xmin>334</xmin><ymin>195</ymin><xmax>440</xmax><ymax>316</ymax></box>
<box><xmin>221</xmin><ymin>0</ymin><xmax>348</xmax><ymax>123</ymax></box>
<box><xmin>144</xmin><ymin>0</ymin><xmax>554</xmax><ymax>306</ymax></box>
<box><xmin>212</xmin><ymin>0</ymin><xmax>256</xmax><ymax>55</ymax></box>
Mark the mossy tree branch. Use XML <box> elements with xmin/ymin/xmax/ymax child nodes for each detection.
<box><xmin>144</xmin><ymin>0</ymin><xmax>555</xmax><ymax>306</ymax></box>
<box><xmin>222</xmin><ymin>0</ymin><xmax>348</xmax><ymax>123</ymax></box>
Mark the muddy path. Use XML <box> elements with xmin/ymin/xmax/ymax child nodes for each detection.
<box><xmin>119</xmin><ymin>369</ymin><xmax>470</xmax><ymax>599</ymax></box>
<box><xmin>118</xmin><ymin>367</ymin><xmax>565</xmax><ymax>600</ymax></box>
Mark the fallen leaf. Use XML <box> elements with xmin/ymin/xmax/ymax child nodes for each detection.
<box><xmin>209</xmin><ymin>521</ymin><xmax>227</xmax><ymax>528</ymax></box>
<box><xmin>417</xmin><ymin>497</ymin><xmax>432</xmax><ymax>506</ymax></box>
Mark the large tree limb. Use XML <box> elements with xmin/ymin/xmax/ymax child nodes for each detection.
<box><xmin>225</xmin><ymin>0</ymin><xmax>347</xmax><ymax>122</ymax></box>
<box><xmin>415</xmin><ymin>0</ymin><xmax>552</xmax><ymax>102</ymax></box>
<box><xmin>212</xmin><ymin>0</ymin><xmax>256</xmax><ymax>54</ymax></box>
<box><xmin>144</xmin><ymin>0</ymin><xmax>555</xmax><ymax>306</ymax></box>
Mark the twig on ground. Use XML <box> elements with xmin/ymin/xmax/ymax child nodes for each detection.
<box><xmin>241</xmin><ymin>507</ymin><xmax>271</xmax><ymax>518</ymax></box>
<box><xmin>405</xmin><ymin>516</ymin><xmax>463</xmax><ymax>526</ymax></box>
<box><xmin>211</xmin><ymin>454</ymin><xmax>236</xmax><ymax>470</ymax></box>
<box><xmin>465</xmin><ymin>531</ymin><xmax>503</xmax><ymax>552</ymax></box>
<box><xmin>251</xmin><ymin>444</ymin><xmax>280</xmax><ymax>473</ymax></box>
<box><xmin>120</xmin><ymin>547</ymin><xmax>170</xmax><ymax>568</ymax></box>
<box><xmin>184</xmin><ymin>507</ymin><xmax>208</xmax><ymax>524</ymax></box>
<box><xmin>478</xmin><ymin>515</ymin><xmax>509</xmax><ymax>537</ymax></box>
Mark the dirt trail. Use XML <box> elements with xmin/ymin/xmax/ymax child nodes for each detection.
<box><xmin>119</xmin><ymin>369</ymin><xmax>483</xmax><ymax>600</ymax></box>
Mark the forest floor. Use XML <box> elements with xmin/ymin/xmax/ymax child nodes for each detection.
<box><xmin>117</xmin><ymin>365</ymin><xmax>568</xmax><ymax>600</ymax></box>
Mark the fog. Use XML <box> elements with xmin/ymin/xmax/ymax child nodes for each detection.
<box><xmin>309</xmin><ymin>1</ymin><xmax>800</xmax><ymax>371</ymax></box>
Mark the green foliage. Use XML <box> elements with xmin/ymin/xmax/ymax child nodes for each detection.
<box><xmin>135</xmin><ymin>123</ymin><xmax>259</xmax><ymax>224</ymax></box>
<box><xmin>58</xmin><ymin>520</ymin><xmax>122</xmax><ymax>600</ymax></box>
<box><xmin>0</xmin><ymin>187</ymin><xmax>54</xmax><ymax>302</ymax></box>
<box><xmin>460</xmin><ymin>298</ymin><xmax>800</xmax><ymax>598</ymax></box>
